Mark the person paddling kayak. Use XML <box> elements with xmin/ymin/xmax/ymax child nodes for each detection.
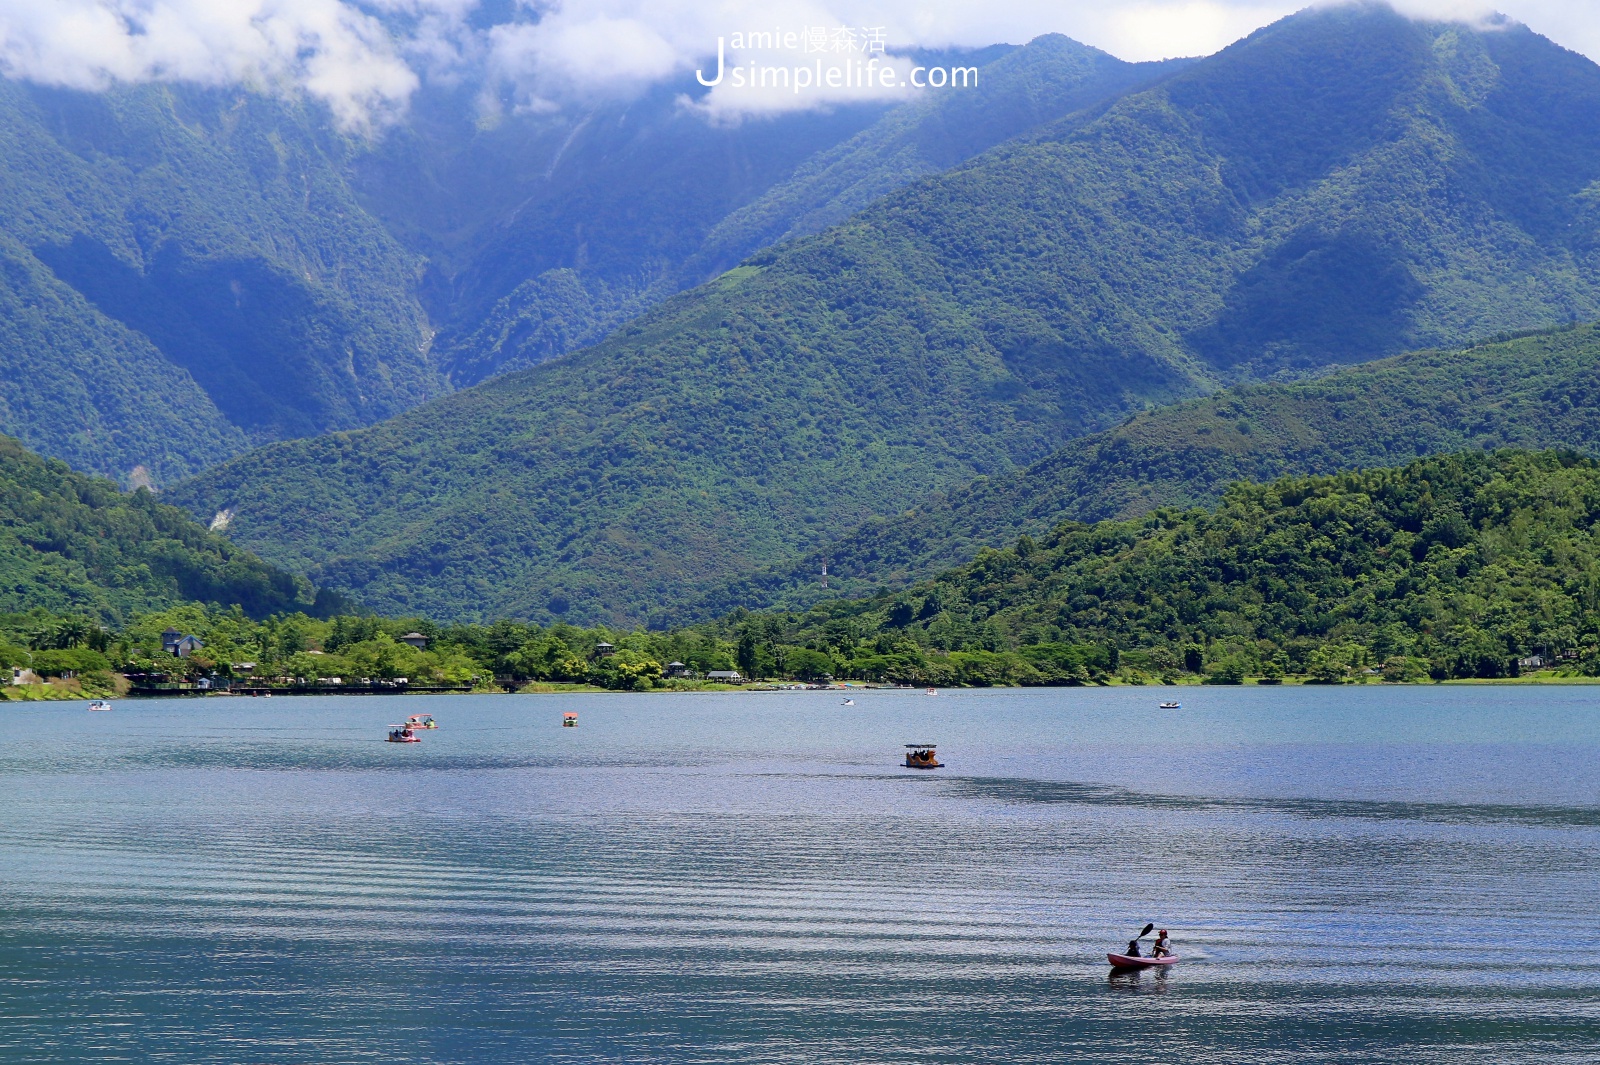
<box><xmin>1107</xmin><ymin>923</ymin><xmax>1179</xmax><ymax>969</ymax></box>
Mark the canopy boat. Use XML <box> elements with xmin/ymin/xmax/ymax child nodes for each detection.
<box><xmin>1159</xmin><ymin>701</ymin><xmax>1181</xmax><ymax>709</ymax></box>
<box><xmin>562</xmin><ymin>712</ymin><xmax>578</xmax><ymax>727</ymax></box>
<box><xmin>1107</xmin><ymin>953</ymin><xmax>1179</xmax><ymax>969</ymax></box>
<box><xmin>88</xmin><ymin>700</ymin><xmax>112</xmax><ymax>712</ymax></box>
<box><xmin>904</xmin><ymin>744</ymin><xmax>942</xmax><ymax>769</ymax></box>
<box><xmin>405</xmin><ymin>714</ymin><xmax>438</xmax><ymax>729</ymax></box>
<box><xmin>386</xmin><ymin>726</ymin><xmax>421</xmax><ymax>743</ymax></box>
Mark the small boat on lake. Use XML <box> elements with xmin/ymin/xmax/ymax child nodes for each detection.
<box><xmin>1107</xmin><ymin>952</ymin><xmax>1179</xmax><ymax>969</ymax></box>
<box><xmin>386</xmin><ymin>726</ymin><xmax>421</xmax><ymax>743</ymax></box>
<box><xmin>925</xmin><ymin>688</ymin><xmax>938</xmax><ymax>696</ymax></box>
<box><xmin>841</xmin><ymin>698</ymin><xmax>855</xmax><ymax>706</ymax></box>
<box><xmin>904</xmin><ymin>743</ymin><xmax>942</xmax><ymax>769</ymax></box>
<box><xmin>562</xmin><ymin>712</ymin><xmax>578</xmax><ymax>727</ymax></box>
<box><xmin>1159</xmin><ymin>701</ymin><xmax>1181</xmax><ymax>709</ymax></box>
<box><xmin>405</xmin><ymin>714</ymin><xmax>437</xmax><ymax>729</ymax></box>
<box><xmin>88</xmin><ymin>701</ymin><xmax>112</xmax><ymax>712</ymax></box>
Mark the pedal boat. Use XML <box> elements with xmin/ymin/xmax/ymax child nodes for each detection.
<box><xmin>88</xmin><ymin>700</ymin><xmax>113</xmax><ymax>712</ymax></box>
<box><xmin>1158</xmin><ymin>701</ymin><xmax>1181</xmax><ymax>709</ymax></box>
<box><xmin>386</xmin><ymin>726</ymin><xmax>421</xmax><ymax>743</ymax></box>
<box><xmin>1107</xmin><ymin>953</ymin><xmax>1179</xmax><ymax>969</ymax></box>
<box><xmin>405</xmin><ymin>714</ymin><xmax>438</xmax><ymax>729</ymax></box>
<box><xmin>904</xmin><ymin>744</ymin><xmax>942</xmax><ymax>769</ymax></box>
<box><xmin>562</xmin><ymin>712</ymin><xmax>578</xmax><ymax>727</ymax></box>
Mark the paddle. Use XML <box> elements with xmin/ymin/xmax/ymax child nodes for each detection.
<box><xmin>1136</xmin><ymin>922</ymin><xmax>1154</xmax><ymax>940</ymax></box>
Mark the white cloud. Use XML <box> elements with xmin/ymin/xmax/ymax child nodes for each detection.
<box><xmin>0</xmin><ymin>0</ymin><xmax>422</xmax><ymax>130</ymax></box>
<box><xmin>0</xmin><ymin>0</ymin><xmax>1596</xmax><ymax>127</ymax></box>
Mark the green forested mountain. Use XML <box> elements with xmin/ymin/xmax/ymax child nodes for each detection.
<box><xmin>1</xmin><ymin>41</ymin><xmax>1120</xmax><ymax>478</ymax></box>
<box><xmin>172</xmin><ymin>7</ymin><xmax>1600</xmax><ymax>624</ymax></box>
<box><xmin>685</xmin><ymin>323</ymin><xmax>1600</xmax><ymax>617</ymax></box>
<box><xmin>401</xmin><ymin>39</ymin><xmax>1169</xmax><ymax>386</ymax></box>
<box><xmin>717</xmin><ymin>450</ymin><xmax>1600</xmax><ymax>685</ymax></box>
<box><xmin>354</xmin><ymin>85</ymin><xmax>898</xmax><ymax>388</ymax></box>
<box><xmin>0</xmin><ymin>436</ymin><xmax>318</xmax><ymax>623</ymax></box>
<box><xmin>682</xmin><ymin>37</ymin><xmax>1187</xmax><ymax>285</ymax></box>
<box><xmin>0</xmin><ymin>82</ymin><xmax>442</xmax><ymax>484</ymax></box>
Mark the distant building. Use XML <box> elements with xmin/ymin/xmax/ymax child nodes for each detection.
<box><xmin>665</xmin><ymin>661</ymin><xmax>691</xmax><ymax>678</ymax></box>
<box><xmin>232</xmin><ymin>662</ymin><xmax>256</xmax><ymax>673</ymax></box>
<box><xmin>593</xmin><ymin>642</ymin><xmax>615</xmax><ymax>658</ymax></box>
<box><xmin>399</xmin><ymin>632</ymin><xmax>429</xmax><ymax>650</ymax></box>
<box><xmin>163</xmin><ymin>630</ymin><xmax>203</xmax><ymax>658</ymax></box>
<box><xmin>706</xmin><ymin>670</ymin><xmax>743</xmax><ymax>683</ymax></box>
<box><xmin>1518</xmin><ymin>654</ymin><xmax>1548</xmax><ymax>669</ymax></box>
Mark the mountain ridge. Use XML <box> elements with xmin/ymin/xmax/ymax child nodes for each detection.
<box><xmin>671</xmin><ymin>322</ymin><xmax>1600</xmax><ymax>619</ymax></box>
<box><xmin>171</xmin><ymin>6</ymin><xmax>1600</xmax><ymax>623</ymax></box>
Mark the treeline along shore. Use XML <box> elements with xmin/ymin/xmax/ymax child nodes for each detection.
<box><xmin>11</xmin><ymin>449</ymin><xmax>1600</xmax><ymax>699</ymax></box>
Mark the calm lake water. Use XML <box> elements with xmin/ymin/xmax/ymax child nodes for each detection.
<box><xmin>2</xmin><ymin>685</ymin><xmax>1598</xmax><ymax>1062</ymax></box>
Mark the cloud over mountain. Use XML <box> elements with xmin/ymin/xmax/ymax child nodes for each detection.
<box><xmin>0</xmin><ymin>1</ymin><xmax>1594</xmax><ymax>127</ymax></box>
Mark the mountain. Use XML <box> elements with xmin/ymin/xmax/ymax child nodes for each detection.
<box><xmin>684</xmin><ymin>322</ymin><xmax>1600</xmax><ymax>616</ymax></box>
<box><xmin>172</xmin><ymin>6</ymin><xmax>1600</xmax><ymax>624</ymax></box>
<box><xmin>0</xmin><ymin>39</ymin><xmax>1145</xmax><ymax>480</ymax></box>
<box><xmin>0</xmin><ymin>435</ymin><xmax>319</xmax><ymax>624</ymax></box>
<box><xmin>353</xmin><ymin>85</ymin><xmax>896</xmax><ymax>388</ymax></box>
<box><xmin>391</xmin><ymin>38</ymin><xmax>1167</xmax><ymax>386</ymax></box>
<box><xmin>0</xmin><ymin>81</ymin><xmax>443</xmax><ymax>485</ymax></box>
<box><xmin>712</xmin><ymin>449</ymin><xmax>1600</xmax><ymax>685</ymax></box>
<box><xmin>680</xmin><ymin>37</ymin><xmax>1188</xmax><ymax>287</ymax></box>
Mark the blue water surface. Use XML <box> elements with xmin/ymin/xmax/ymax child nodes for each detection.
<box><xmin>2</xmin><ymin>685</ymin><xmax>1598</xmax><ymax>1062</ymax></box>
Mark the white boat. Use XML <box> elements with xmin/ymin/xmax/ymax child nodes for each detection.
<box><xmin>88</xmin><ymin>700</ymin><xmax>112</xmax><ymax>712</ymax></box>
<box><xmin>1159</xmin><ymin>701</ymin><xmax>1181</xmax><ymax>709</ymax></box>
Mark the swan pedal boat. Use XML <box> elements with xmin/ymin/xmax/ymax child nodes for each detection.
<box><xmin>1107</xmin><ymin>953</ymin><xmax>1179</xmax><ymax>969</ymax></box>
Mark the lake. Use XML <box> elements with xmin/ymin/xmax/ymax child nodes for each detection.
<box><xmin>2</xmin><ymin>685</ymin><xmax>1598</xmax><ymax>1062</ymax></box>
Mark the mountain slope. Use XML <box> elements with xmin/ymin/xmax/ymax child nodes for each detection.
<box><xmin>0</xmin><ymin>435</ymin><xmax>319</xmax><ymax>624</ymax></box>
<box><xmin>174</xmin><ymin>7</ymin><xmax>1600</xmax><ymax>623</ymax></box>
<box><xmin>0</xmin><ymin>82</ymin><xmax>443</xmax><ymax>484</ymax></box>
<box><xmin>401</xmin><ymin>39</ymin><xmax>1171</xmax><ymax>387</ymax></box>
<box><xmin>682</xmin><ymin>323</ymin><xmax>1600</xmax><ymax>616</ymax></box>
<box><xmin>682</xmin><ymin>37</ymin><xmax>1188</xmax><ymax>283</ymax></box>
<box><xmin>724</xmin><ymin>449</ymin><xmax>1600</xmax><ymax>684</ymax></box>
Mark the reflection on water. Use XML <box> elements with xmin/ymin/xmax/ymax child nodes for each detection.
<box><xmin>1107</xmin><ymin>968</ymin><xmax>1170</xmax><ymax>994</ymax></box>
<box><xmin>0</xmin><ymin>685</ymin><xmax>1598</xmax><ymax>1063</ymax></box>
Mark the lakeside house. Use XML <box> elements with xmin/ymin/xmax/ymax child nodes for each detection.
<box><xmin>706</xmin><ymin>670</ymin><xmax>744</xmax><ymax>683</ymax></box>
<box><xmin>399</xmin><ymin>632</ymin><xmax>429</xmax><ymax>650</ymax></box>
<box><xmin>593</xmin><ymin>642</ymin><xmax>615</xmax><ymax>658</ymax></box>
<box><xmin>665</xmin><ymin>661</ymin><xmax>691</xmax><ymax>678</ymax></box>
<box><xmin>162</xmin><ymin>629</ymin><xmax>203</xmax><ymax>658</ymax></box>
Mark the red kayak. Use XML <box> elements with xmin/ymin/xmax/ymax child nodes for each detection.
<box><xmin>1107</xmin><ymin>953</ymin><xmax>1179</xmax><ymax>968</ymax></box>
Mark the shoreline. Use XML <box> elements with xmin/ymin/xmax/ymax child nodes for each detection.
<box><xmin>12</xmin><ymin>673</ymin><xmax>1600</xmax><ymax>702</ymax></box>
